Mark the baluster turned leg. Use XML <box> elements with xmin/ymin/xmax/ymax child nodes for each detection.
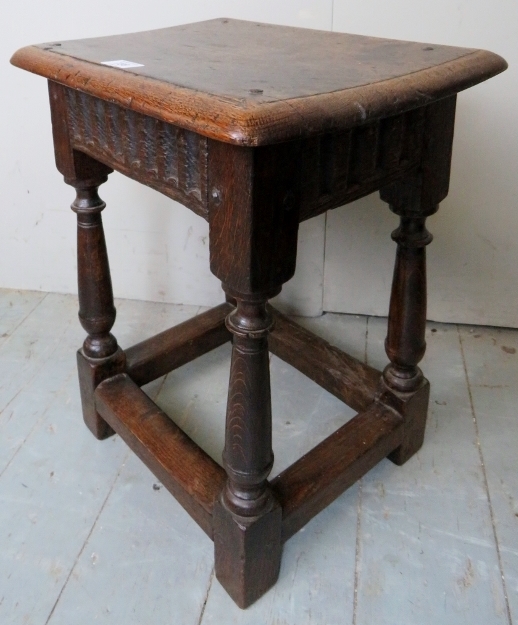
<box><xmin>70</xmin><ymin>178</ymin><xmax>125</xmax><ymax>439</ymax></box>
<box><xmin>384</xmin><ymin>216</ymin><xmax>431</xmax><ymax>393</ymax></box>
<box><xmin>380</xmin><ymin>182</ymin><xmax>433</xmax><ymax>465</ymax></box>
<box><xmin>213</xmin><ymin>291</ymin><xmax>282</xmax><ymax>609</ymax></box>
<box><xmin>380</xmin><ymin>96</ymin><xmax>458</xmax><ymax>465</ymax></box>
<box><xmin>208</xmin><ymin>139</ymin><xmax>300</xmax><ymax>607</ymax></box>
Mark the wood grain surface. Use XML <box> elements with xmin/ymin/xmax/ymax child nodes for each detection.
<box><xmin>95</xmin><ymin>373</ymin><xmax>226</xmax><ymax>538</ymax></box>
<box><xmin>268</xmin><ymin>306</ymin><xmax>380</xmax><ymax>413</ymax></box>
<box><xmin>271</xmin><ymin>401</ymin><xmax>403</xmax><ymax>542</ymax></box>
<box><xmin>65</xmin><ymin>89</ymin><xmax>209</xmax><ymax>218</ymax></box>
<box><xmin>125</xmin><ymin>302</ymin><xmax>232</xmax><ymax>386</ymax></box>
<box><xmin>11</xmin><ymin>19</ymin><xmax>507</xmax><ymax>145</ymax></box>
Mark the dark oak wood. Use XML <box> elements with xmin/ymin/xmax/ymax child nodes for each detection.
<box><xmin>381</xmin><ymin>379</ymin><xmax>431</xmax><ymax>466</ymax></box>
<box><xmin>48</xmin><ymin>81</ymin><xmax>113</xmax><ymax>183</ymax></box>
<box><xmin>221</xmin><ymin>299</ymin><xmax>276</xmax><ymax>517</ymax></box>
<box><xmin>213</xmin><ymin>496</ymin><xmax>282</xmax><ymax>609</ymax></box>
<box><xmin>299</xmin><ymin>108</ymin><xmax>425</xmax><ymax>221</ymax></box>
<box><xmin>77</xmin><ymin>347</ymin><xmax>125</xmax><ymax>440</ymax></box>
<box><xmin>72</xmin><ymin>183</ymin><xmax>118</xmax><ymax>360</ymax></box>
<box><xmin>208</xmin><ymin>140</ymin><xmax>300</xmax><ymax>293</ymax></box>
<box><xmin>65</xmin><ymin>89</ymin><xmax>209</xmax><ymax>219</ymax></box>
<box><xmin>206</xmin><ymin>114</ymin><xmax>301</xmax><ymax>605</ymax></box>
<box><xmin>213</xmin><ymin>294</ymin><xmax>282</xmax><ymax>607</ymax></box>
<box><xmin>125</xmin><ymin>302</ymin><xmax>233</xmax><ymax>386</ymax></box>
<box><xmin>12</xmin><ymin>19</ymin><xmax>508</xmax><ymax>610</ymax></box>
<box><xmin>46</xmin><ymin>82</ymin><xmax>458</xmax><ymax>230</ymax></box>
<box><xmin>11</xmin><ymin>19</ymin><xmax>506</xmax><ymax>145</ymax></box>
<box><xmin>48</xmin><ymin>89</ymin><xmax>435</xmax><ymax>224</ymax></box>
<box><xmin>71</xmin><ymin>180</ymin><xmax>123</xmax><ymax>440</ymax></box>
<box><xmin>268</xmin><ymin>306</ymin><xmax>380</xmax><ymax>413</ymax></box>
<box><xmin>271</xmin><ymin>402</ymin><xmax>403</xmax><ymax>542</ymax></box>
<box><xmin>378</xmin><ymin>97</ymin><xmax>457</xmax><ymax>459</ymax></box>
<box><xmin>383</xmin><ymin>214</ymin><xmax>431</xmax><ymax>392</ymax></box>
<box><xmin>46</xmin><ymin>80</ymin><xmax>453</xmax><ymax>228</ymax></box>
<box><xmin>48</xmin><ymin>81</ymin><xmax>126</xmax><ymax>439</ymax></box>
<box><xmin>95</xmin><ymin>373</ymin><xmax>226</xmax><ymax>538</ymax></box>
<box><xmin>206</xmin><ymin>116</ymin><xmax>303</xmax><ymax>603</ymax></box>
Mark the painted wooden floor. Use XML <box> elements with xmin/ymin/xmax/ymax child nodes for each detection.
<box><xmin>0</xmin><ymin>288</ymin><xmax>516</xmax><ymax>625</ymax></box>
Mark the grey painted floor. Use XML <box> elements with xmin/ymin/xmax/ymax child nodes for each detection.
<box><xmin>0</xmin><ymin>288</ymin><xmax>516</xmax><ymax>625</ymax></box>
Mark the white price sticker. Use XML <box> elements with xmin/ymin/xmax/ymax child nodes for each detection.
<box><xmin>101</xmin><ymin>60</ymin><xmax>144</xmax><ymax>68</ymax></box>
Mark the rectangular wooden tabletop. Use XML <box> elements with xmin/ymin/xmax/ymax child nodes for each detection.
<box><xmin>11</xmin><ymin>19</ymin><xmax>506</xmax><ymax>145</ymax></box>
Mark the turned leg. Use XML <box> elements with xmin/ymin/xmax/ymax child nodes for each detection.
<box><xmin>70</xmin><ymin>177</ymin><xmax>125</xmax><ymax>439</ymax></box>
<box><xmin>207</xmin><ymin>139</ymin><xmax>301</xmax><ymax>606</ymax></box>
<box><xmin>380</xmin><ymin>182</ymin><xmax>434</xmax><ymax>465</ymax></box>
<box><xmin>379</xmin><ymin>97</ymin><xmax>457</xmax><ymax>464</ymax></box>
<box><xmin>213</xmin><ymin>290</ymin><xmax>282</xmax><ymax>608</ymax></box>
<box><xmin>46</xmin><ymin>83</ymin><xmax>125</xmax><ymax>439</ymax></box>
<box><xmin>384</xmin><ymin>215</ymin><xmax>431</xmax><ymax>393</ymax></box>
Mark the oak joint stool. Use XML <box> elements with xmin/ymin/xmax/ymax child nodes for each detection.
<box><xmin>12</xmin><ymin>19</ymin><xmax>506</xmax><ymax>608</ymax></box>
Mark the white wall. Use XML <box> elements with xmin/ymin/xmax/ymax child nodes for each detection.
<box><xmin>325</xmin><ymin>0</ymin><xmax>518</xmax><ymax>327</ymax></box>
<box><xmin>3</xmin><ymin>1</ymin><xmax>332</xmax><ymax>316</ymax></box>
<box><xmin>4</xmin><ymin>2</ymin><xmax>517</xmax><ymax>326</ymax></box>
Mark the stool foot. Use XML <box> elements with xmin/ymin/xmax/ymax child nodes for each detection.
<box><xmin>380</xmin><ymin>177</ymin><xmax>435</xmax><ymax>464</ymax></box>
<box><xmin>214</xmin><ymin>496</ymin><xmax>282</xmax><ymax>608</ymax></box>
<box><xmin>77</xmin><ymin>348</ymin><xmax>126</xmax><ymax>439</ymax></box>
<box><xmin>382</xmin><ymin>376</ymin><xmax>430</xmax><ymax>466</ymax></box>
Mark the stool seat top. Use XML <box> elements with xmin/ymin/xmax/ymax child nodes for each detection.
<box><xmin>11</xmin><ymin>18</ymin><xmax>506</xmax><ymax>146</ymax></box>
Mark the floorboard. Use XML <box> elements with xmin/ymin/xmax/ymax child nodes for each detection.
<box><xmin>354</xmin><ymin>318</ymin><xmax>511</xmax><ymax>625</ymax></box>
<box><xmin>459</xmin><ymin>325</ymin><xmax>518</xmax><ymax>624</ymax></box>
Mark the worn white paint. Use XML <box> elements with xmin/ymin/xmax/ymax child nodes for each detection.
<box><xmin>358</xmin><ymin>318</ymin><xmax>510</xmax><ymax>625</ymax></box>
<box><xmin>326</xmin><ymin>0</ymin><xmax>518</xmax><ymax>327</ymax></box>
<box><xmin>459</xmin><ymin>325</ymin><xmax>518</xmax><ymax>621</ymax></box>
<box><xmin>3</xmin><ymin>1</ymin><xmax>331</xmax><ymax>316</ymax></box>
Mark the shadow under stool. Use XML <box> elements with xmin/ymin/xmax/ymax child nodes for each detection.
<box><xmin>11</xmin><ymin>18</ymin><xmax>507</xmax><ymax>608</ymax></box>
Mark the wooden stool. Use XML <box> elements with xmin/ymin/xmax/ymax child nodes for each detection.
<box><xmin>11</xmin><ymin>19</ymin><xmax>506</xmax><ymax>608</ymax></box>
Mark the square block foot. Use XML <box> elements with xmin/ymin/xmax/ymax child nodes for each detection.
<box><xmin>77</xmin><ymin>347</ymin><xmax>126</xmax><ymax>440</ymax></box>
<box><xmin>213</xmin><ymin>496</ymin><xmax>282</xmax><ymax>608</ymax></box>
<box><xmin>383</xmin><ymin>378</ymin><xmax>430</xmax><ymax>466</ymax></box>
